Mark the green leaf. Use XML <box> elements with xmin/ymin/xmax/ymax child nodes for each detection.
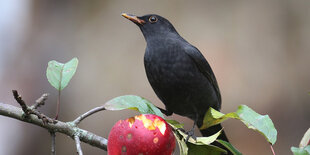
<box><xmin>46</xmin><ymin>58</ymin><xmax>78</xmax><ymax>90</ymax></box>
<box><xmin>168</xmin><ymin>121</ymin><xmax>189</xmax><ymax>155</ymax></box>
<box><xmin>195</xmin><ymin>130</ymin><xmax>223</xmax><ymax>145</ymax></box>
<box><xmin>200</xmin><ymin>105</ymin><xmax>277</xmax><ymax>145</ymax></box>
<box><xmin>200</xmin><ymin>108</ymin><xmax>238</xmax><ymax>129</ymax></box>
<box><xmin>187</xmin><ymin>143</ymin><xmax>226</xmax><ymax>155</ymax></box>
<box><xmin>291</xmin><ymin>146</ymin><xmax>310</xmax><ymax>155</ymax></box>
<box><xmin>166</xmin><ymin>120</ymin><xmax>184</xmax><ymax>129</ymax></box>
<box><xmin>169</xmin><ymin>120</ymin><xmax>221</xmax><ymax>145</ymax></box>
<box><xmin>176</xmin><ymin>129</ymin><xmax>222</xmax><ymax>145</ymax></box>
<box><xmin>171</xmin><ymin>128</ymin><xmax>225</xmax><ymax>155</ymax></box>
<box><xmin>173</xmin><ymin>132</ymin><xmax>188</xmax><ymax>155</ymax></box>
<box><xmin>291</xmin><ymin>128</ymin><xmax>310</xmax><ymax>155</ymax></box>
<box><xmin>170</xmin><ymin>122</ymin><xmax>225</xmax><ymax>155</ymax></box>
<box><xmin>104</xmin><ymin>95</ymin><xmax>164</xmax><ymax>118</ymax></box>
<box><xmin>236</xmin><ymin>105</ymin><xmax>277</xmax><ymax>145</ymax></box>
<box><xmin>217</xmin><ymin>140</ymin><xmax>242</xmax><ymax>155</ymax></box>
<box><xmin>300</xmin><ymin>128</ymin><xmax>310</xmax><ymax>148</ymax></box>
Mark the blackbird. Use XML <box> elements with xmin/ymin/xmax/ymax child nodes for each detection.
<box><xmin>122</xmin><ymin>13</ymin><xmax>230</xmax><ymax>152</ymax></box>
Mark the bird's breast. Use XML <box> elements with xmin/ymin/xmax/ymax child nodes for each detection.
<box><xmin>144</xmin><ymin>43</ymin><xmax>208</xmax><ymax>103</ymax></box>
<box><xmin>144</xmin><ymin>45</ymin><xmax>196</xmax><ymax>86</ymax></box>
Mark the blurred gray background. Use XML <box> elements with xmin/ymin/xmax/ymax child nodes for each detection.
<box><xmin>0</xmin><ymin>0</ymin><xmax>309</xmax><ymax>154</ymax></box>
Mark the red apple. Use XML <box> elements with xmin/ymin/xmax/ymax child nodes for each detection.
<box><xmin>108</xmin><ymin>114</ymin><xmax>176</xmax><ymax>155</ymax></box>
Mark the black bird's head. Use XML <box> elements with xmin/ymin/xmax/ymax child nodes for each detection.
<box><xmin>122</xmin><ymin>13</ymin><xmax>179</xmax><ymax>41</ymax></box>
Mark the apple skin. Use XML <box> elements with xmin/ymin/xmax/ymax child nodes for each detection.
<box><xmin>108</xmin><ymin>114</ymin><xmax>176</xmax><ymax>155</ymax></box>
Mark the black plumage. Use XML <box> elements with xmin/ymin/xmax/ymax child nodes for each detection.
<box><xmin>122</xmin><ymin>13</ymin><xmax>230</xmax><ymax>152</ymax></box>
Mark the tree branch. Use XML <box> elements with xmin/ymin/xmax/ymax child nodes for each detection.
<box><xmin>12</xmin><ymin>90</ymin><xmax>28</xmax><ymax>114</ymax></box>
<box><xmin>72</xmin><ymin>106</ymin><xmax>106</xmax><ymax>126</ymax></box>
<box><xmin>50</xmin><ymin>131</ymin><xmax>56</xmax><ymax>155</ymax></box>
<box><xmin>31</xmin><ymin>93</ymin><xmax>49</xmax><ymax>109</ymax></box>
<box><xmin>12</xmin><ymin>90</ymin><xmax>55</xmax><ymax>124</ymax></box>
<box><xmin>75</xmin><ymin>134</ymin><xmax>83</xmax><ymax>155</ymax></box>
<box><xmin>0</xmin><ymin>102</ymin><xmax>108</xmax><ymax>151</ymax></box>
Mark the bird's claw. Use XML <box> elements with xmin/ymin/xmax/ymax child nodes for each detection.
<box><xmin>176</xmin><ymin>128</ymin><xmax>197</xmax><ymax>142</ymax></box>
<box><xmin>185</xmin><ymin>130</ymin><xmax>197</xmax><ymax>142</ymax></box>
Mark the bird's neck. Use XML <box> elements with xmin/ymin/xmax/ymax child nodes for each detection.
<box><xmin>143</xmin><ymin>31</ymin><xmax>184</xmax><ymax>44</ymax></box>
<box><xmin>140</xmin><ymin>26</ymin><xmax>181</xmax><ymax>42</ymax></box>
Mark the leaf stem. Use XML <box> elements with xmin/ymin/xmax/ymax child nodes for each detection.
<box><xmin>55</xmin><ymin>64</ymin><xmax>64</xmax><ymax>120</ymax></box>
<box><xmin>270</xmin><ymin>144</ymin><xmax>276</xmax><ymax>155</ymax></box>
<box><xmin>55</xmin><ymin>90</ymin><xmax>61</xmax><ymax>120</ymax></box>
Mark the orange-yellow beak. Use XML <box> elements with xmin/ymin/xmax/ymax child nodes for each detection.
<box><xmin>122</xmin><ymin>13</ymin><xmax>145</xmax><ymax>25</ymax></box>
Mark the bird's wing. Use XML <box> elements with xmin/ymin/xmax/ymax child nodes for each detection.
<box><xmin>184</xmin><ymin>45</ymin><xmax>222</xmax><ymax>106</ymax></box>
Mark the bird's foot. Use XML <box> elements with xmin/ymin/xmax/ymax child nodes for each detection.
<box><xmin>177</xmin><ymin>128</ymin><xmax>197</xmax><ymax>142</ymax></box>
<box><xmin>185</xmin><ymin>129</ymin><xmax>197</xmax><ymax>142</ymax></box>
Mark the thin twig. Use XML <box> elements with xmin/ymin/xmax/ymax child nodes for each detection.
<box><xmin>31</xmin><ymin>93</ymin><xmax>49</xmax><ymax>109</ymax></box>
<box><xmin>270</xmin><ymin>144</ymin><xmax>276</xmax><ymax>155</ymax></box>
<box><xmin>12</xmin><ymin>90</ymin><xmax>55</xmax><ymax>124</ymax></box>
<box><xmin>50</xmin><ymin>131</ymin><xmax>56</xmax><ymax>155</ymax></box>
<box><xmin>72</xmin><ymin>106</ymin><xmax>106</xmax><ymax>126</ymax></box>
<box><xmin>12</xmin><ymin>90</ymin><xmax>29</xmax><ymax>114</ymax></box>
<box><xmin>74</xmin><ymin>134</ymin><xmax>83</xmax><ymax>155</ymax></box>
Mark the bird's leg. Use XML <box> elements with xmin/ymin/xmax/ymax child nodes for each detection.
<box><xmin>185</xmin><ymin>119</ymin><xmax>197</xmax><ymax>142</ymax></box>
<box><xmin>185</xmin><ymin>112</ymin><xmax>199</xmax><ymax>142</ymax></box>
<box><xmin>156</xmin><ymin>106</ymin><xmax>173</xmax><ymax>116</ymax></box>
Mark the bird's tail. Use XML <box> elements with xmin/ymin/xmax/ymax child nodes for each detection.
<box><xmin>199</xmin><ymin>124</ymin><xmax>232</xmax><ymax>155</ymax></box>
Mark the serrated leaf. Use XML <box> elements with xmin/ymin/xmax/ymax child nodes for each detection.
<box><xmin>217</xmin><ymin>140</ymin><xmax>242</xmax><ymax>155</ymax></box>
<box><xmin>104</xmin><ymin>95</ymin><xmax>164</xmax><ymax>118</ymax></box>
<box><xmin>291</xmin><ymin>146</ymin><xmax>310</xmax><ymax>155</ymax></box>
<box><xmin>200</xmin><ymin>105</ymin><xmax>277</xmax><ymax>145</ymax></box>
<box><xmin>46</xmin><ymin>58</ymin><xmax>78</xmax><ymax>90</ymax></box>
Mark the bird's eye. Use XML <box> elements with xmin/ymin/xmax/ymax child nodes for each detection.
<box><xmin>149</xmin><ymin>16</ymin><xmax>158</xmax><ymax>23</ymax></box>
